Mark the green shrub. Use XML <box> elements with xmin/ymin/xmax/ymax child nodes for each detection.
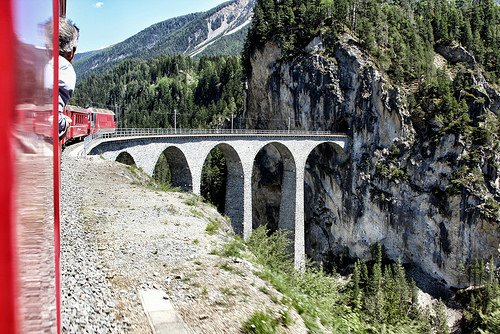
<box><xmin>205</xmin><ymin>217</ymin><xmax>222</xmax><ymax>235</ymax></box>
<box><xmin>279</xmin><ymin>308</ymin><xmax>294</xmax><ymax>327</ymax></box>
<box><xmin>220</xmin><ymin>237</ymin><xmax>245</xmax><ymax>257</ymax></box>
<box><xmin>242</xmin><ymin>311</ymin><xmax>279</xmax><ymax>334</ymax></box>
<box><xmin>479</xmin><ymin>296</ymin><xmax>500</xmax><ymax>334</ymax></box>
<box><xmin>220</xmin><ymin>229</ymin><xmax>446</xmax><ymax>333</ymax></box>
<box><xmin>247</xmin><ymin>225</ymin><xmax>293</xmax><ymax>272</ymax></box>
<box><xmin>184</xmin><ymin>197</ymin><xmax>198</xmax><ymax>206</ymax></box>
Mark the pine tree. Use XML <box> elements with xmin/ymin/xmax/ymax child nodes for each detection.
<box><xmin>352</xmin><ymin>260</ymin><xmax>362</xmax><ymax>309</ymax></box>
<box><xmin>366</xmin><ymin>243</ymin><xmax>386</xmax><ymax>323</ymax></box>
<box><xmin>394</xmin><ymin>259</ymin><xmax>410</xmax><ymax>318</ymax></box>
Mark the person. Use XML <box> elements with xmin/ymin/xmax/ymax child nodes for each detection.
<box><xmin>45</xmin><ymin>17</ymin><xmax>79</xmax><ymax>139</ymax></box>
<box><xmin>57</xmin><ymin>17</ymin><xmax>79</xmax><ymax>139</ymax></box>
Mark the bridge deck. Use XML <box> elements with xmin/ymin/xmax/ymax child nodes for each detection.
<box><xmin>84</xmin><ymin>128</ymin><xmax>348</xmax><ymax>154</ymax></box>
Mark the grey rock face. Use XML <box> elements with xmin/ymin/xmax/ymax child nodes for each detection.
<box><xmin>246</xmin><ymin>36</ymin><xmax>499</xmax><ymax>288</ymax></box>
<box><xmin>435</xmin><ymin>44</ymin><xmax>477</xmax><ymax>68</ymax></box>
<box><xmin>252</xmin><ymin>145</ymin><xmax>284</xmax><ymax>232</ymax></box>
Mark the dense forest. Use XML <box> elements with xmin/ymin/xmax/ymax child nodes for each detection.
<box><xmin>244</xmin><ymin>0</ymin><xmax>498</xmax><ymax>83</ymax></box>
<box><xmin>73</xmin><ymin>55</ymin><xmax>245</xmax><ymax>129</ymax></box>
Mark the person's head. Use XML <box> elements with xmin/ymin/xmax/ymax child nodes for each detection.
<box><xmin>59</xmin><ymin>17</ymin><xmax>79</xmax><ymax>63</ymax></box>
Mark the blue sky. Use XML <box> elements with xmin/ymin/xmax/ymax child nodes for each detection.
<box><xmin>67</xmin><ymin>1</ymin><xmax>229</xmax><ymax>53</ymax></box>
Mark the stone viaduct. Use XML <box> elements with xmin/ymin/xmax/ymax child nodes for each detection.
<box><xmin>85</xmin><ymin>130</ymin><xmax>348</xmax><ymax>268</ymax></box>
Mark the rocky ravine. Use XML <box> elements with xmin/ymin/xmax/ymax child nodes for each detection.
<box><xmin>60</xmin><ymin>150</ymin><xmax>306</xmax><ymax>333</ymax></box>
<box><xmin>246</xmin><ymin>35</ymin><xmax>499</xmax><ymax>289</ymax></box>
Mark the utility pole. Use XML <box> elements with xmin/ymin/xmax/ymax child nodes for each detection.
<box><xmin>231</xmin><ymin>114</ymin><xmax>234</xmax><ymax>133</ymax></box>
<box><xmin>174</xmin><ymin>109</ymin><xmax>177</xmax><ymax>134</ymax></box>
<box><xmin>115</xmin><ymin>103</ymin><xmax>119</xmax><ymax>128</ymax></box>
<box><xmin>288</xmin><ymin>117</ymin><xmax>291</xmax><ymax>133</ymax></box>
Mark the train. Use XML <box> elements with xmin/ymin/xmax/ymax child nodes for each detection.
<box><xmin>14</xmin><ymin>104</ymin><xmax>116</xmax><ymax>147</ymax></box>
<box><xmin>62</xmin><ymin>105</ymin><xmax>117</xmax><ymax>144</ymax></box>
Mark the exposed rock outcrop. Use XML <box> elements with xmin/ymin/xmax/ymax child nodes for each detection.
<box><xmin>246</xmin><ymin>35</ymin><xmax>499</xmax><ymax>288</ymax></box>
<box><xmin>435</xmin><ymin>44</ymin><xmax>477</xmax><ymax>69</ymax></box>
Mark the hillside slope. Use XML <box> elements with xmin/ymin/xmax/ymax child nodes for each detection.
<box><xmin>61</xmin><ymin>151</ymin><xmax>306</xmax><ymax>333</ymax></box>
<box><xmin>75</xmin><ymin>0</ymin><xmax>255</xmax><ymax>78</ymax></box>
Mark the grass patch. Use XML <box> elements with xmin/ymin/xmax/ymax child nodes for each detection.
<box><xmin>167</xmin><ymin>204</ymin><xmax>178</xmax><ymax>214</ymax></box>
<box><xmin>184</xmin><ymin>197</ymin><xmax>198</xmax><ymax>206</ymax></box>
<box><xmin>259</xmin><ymin>286</ymin><xmax>270</xmax><ymax>295</ymax></box>
<box><xmin>153</xmin><ymin>182</ymin><xmax>181</xmax><ymax>192</ymax></box>
<box><xmin>242</xmin><ymin>310</ymin><xmax>279</xmax><ymax>334</ymax></box>
<box><xmin>279</xmin><ymin>308</ymin><xmax>294</xmax><ymax>327</ymax></box>
<box><xmin>221</xmin><ymin>286</ymin><xmax>237</xmax><ymax>296</ymax></box>
<box><xmin>190</xmin><ymin>209</ymin><xmax>204</xmax><ymax>218</ymax></box>
<box><xmin>219</xmin><ymin>237</ymin><xmax>245</xmax><ymax>257</ymax></box>
<box><xmin>183</xmin><ymin>194</ymin><xmax>204</xmax><ymax>206</ymax></box>
<box><xmin>200</xmin><ymin>286</ymin><xmax>208</xmax><ymax>298</ymax></box>
<box><xmin>219</xmin><ymin>262</ymin><xmax>244</xmax><ymax>276</ymax></box>
<box><xmin>205</xmin><ymin>217</ymin><xmax>222</xmax><ymax>235</ymax></box>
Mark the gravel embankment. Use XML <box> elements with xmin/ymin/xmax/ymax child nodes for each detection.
<box><xmin>60</xmin><ymin>145</ymin><xmax>306</xmax><ymax>333</ymax></box>
<box><xmin>61</xmin><ymin>154</ymin><xmax>129</xmax><ymax>333</ymax></box>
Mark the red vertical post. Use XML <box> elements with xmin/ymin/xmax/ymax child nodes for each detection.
<box><xmin>52</xmin><ymin>1</ymin><xmax>62</xmax><ymax>332</ymax></box>
<box><xmin>0</xmin><ymin>0</ymin><xmax>19</xmax><ymax>332</ymax></box>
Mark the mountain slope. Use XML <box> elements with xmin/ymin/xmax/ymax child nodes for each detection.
<box><xmin>73</xmin><ymin>50</ymin><xmax>98</xmax><ymax>63</ymax></box>
<box><xmin>75</xmin><ymin>0</ymin><xmax>255</xmax><ymax>78</ymax></box>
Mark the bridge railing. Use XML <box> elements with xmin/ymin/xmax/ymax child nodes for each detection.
<box><xmin>83</xmin><ymin>128</ymin><xmax>345</xmax><ymax>155</ymax></box>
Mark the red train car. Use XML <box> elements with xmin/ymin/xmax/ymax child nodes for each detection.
<box><xmin>64</xmin><ymin>104</ymin><xmax>89</xmax><ymax>142</ymax></box>
<box><xmin>1</xmin><ymin>0</ymin><xmax>64</xmax><ymax>332</ymax></box>
<box><xmin>88</xmin><ymin>107</ymin><xmax>116</xmax><ymax>134</ymax></box>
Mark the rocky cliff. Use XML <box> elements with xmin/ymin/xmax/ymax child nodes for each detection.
<box><xmin>246</xmin><ymin>35</ymin><xmax>499</xmax><ymax>288</ymax></box>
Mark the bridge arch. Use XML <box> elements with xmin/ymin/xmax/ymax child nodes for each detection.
<box><xmin>201</xmin><ymin>143</ymin><xmax>244</xmax><ymax>235</ymax></box>
<box><xmin>307</xmin><ymin>141</ymin><xmax>346</xmax><ymax>162</ymax></box>
<box><xmin>252</xmin><ymin>142</ymin><xmax>296</xmax><ymax>238</ymax></box>
<box><xmin>304</xmin><ymin>142</ymin><xmax>348</xmax><ymax>271</ymax></box>
<box><xmin>154</xmin><ymin>146</ymin><xmax>192</xmax><ymax>192</ymax></box>
<box><xmin>116</xmin><ymin>151</ymin><xmax>136</xmax><ymax>166</ymax></box>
